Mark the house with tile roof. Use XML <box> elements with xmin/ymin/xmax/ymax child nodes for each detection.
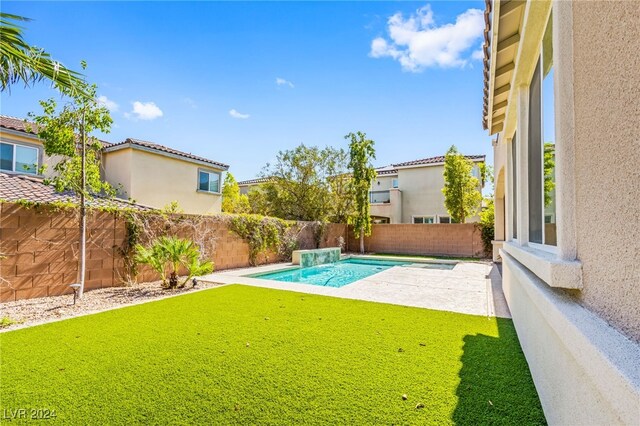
<box><xmin>0</xmin><ymin>115</ymin><xmax>229</xmax><ymax>214</ymax></box>
<box><xmin>369</xmin><ymin>154</ymin><xmax>485</xmax><ymax>224</ymax></box>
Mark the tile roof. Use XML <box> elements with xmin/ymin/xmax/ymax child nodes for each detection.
<box><xmin>0</xmin><ymin>115</ymin><xmax>38</xmax><ymax>134</ymax></box>
<box><xmin>375</xmin><ymin>167</ymin><xmax>398</xmax><ymax>175</ymax></box>
<box><xmin>392</xmin><ymin>154</ymin><xmax>485</xmax><ymax>168</ymax></box>
<box><xmin>104</xmin><ymin>138</ymin><xmax>229</xmax><ymax>170</ymax></box>
<box><xmin>0</xmin><ymin>173</ymin><xmax>152</xmax><ymax>210</ymax></box>
<box><xmin>0</xmin><ymin>115</ymin><xmax>112</xmax><ymax>147</ymax></box>
<box><xmin>237</xmin><ymin>177</ymin><xmax>271</xmax><ymax>186</ymax></box>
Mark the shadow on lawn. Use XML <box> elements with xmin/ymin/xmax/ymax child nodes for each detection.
<box><xmin>452</xmin><ymin>318</ymin><xmax>547</xmax><ymax>425</ymax></box>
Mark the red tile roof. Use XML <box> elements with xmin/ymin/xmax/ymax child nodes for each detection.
<box><xmin>0</xmin><ymin>173</ymin><xmax>152</xmax><ymax>210</ymax></box>
<box><xmin>392</xmin><ymin>154</ymin><xmax>485</xmax><ymax>168</ymax></box>
<box><xmin>104</xmin><ymin>138</ymin><xmax>229</xmax><ymax>170</ymax></box>
<box><xmin>0</xmin><ymin>115</ymin><xmax>112</xmax><ymax>147</ymax></box>
<box><xmin>237</xmin><ymin>177</ymin><xmax>271</xmax><ymax>186</ymax></box>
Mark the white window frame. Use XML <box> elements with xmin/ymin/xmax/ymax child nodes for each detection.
<box><xmin>0</xmin><ymin>141</ymin><xmax>39</xmax><ymax>175</ymax></box>
<box><xmin>197</xmin><ymin>169</ymin><xmax>221</xmax><ymax>194</ymax></box>
<box><xmin>437</xmin><ymin>215</ymin><xmax>452</xmax><ymax>224</ymax></box>
<box><xmin>412</xmin><ymin>215</ymin><xmax>435</xmax><ymax>224</ymax></box>
<box><xmin>526</xmin><ymin>13</ymin><xmax>557</xmax><ymax>253</ymax></box>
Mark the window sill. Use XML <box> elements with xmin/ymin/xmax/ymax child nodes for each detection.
<box><xmin>196</xmin><ymin>189</ymin><xmax>221</xmax><ymax>196</ymax></box>
<box><xmin>502</xmin><ymin>241</ymin><xmax>583</xmax><ymax>289</ymax></box>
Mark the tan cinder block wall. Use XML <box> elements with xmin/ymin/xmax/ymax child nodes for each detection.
<box><xmin>0</xmin><ymin>203</ymin><xmax>350</xmax><ymax>302</ymax></box>
<box><xmin>346</xmin><ymin>224</ymin><xmax>483</xmax><ymax>257</ymax></box>
<box><xmin>0</xmin><ymin>203</ymin><xmax>124</xmax><ymax>302</ymax></box>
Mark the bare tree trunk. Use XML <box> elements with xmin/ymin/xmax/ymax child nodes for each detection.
<box><xmin>359</xmin><ymin>229</ymin><xmax>364</xmax><ymax>254</ymax></box>
<box><xmin>78</xmin><ymin>109</ymin><xmax>87</xmax><ymax>298</ymax></box>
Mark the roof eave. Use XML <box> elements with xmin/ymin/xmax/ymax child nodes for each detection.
<box><xmin>103</xmin><ymin>142</ymin><xmax>229</xmax><ymax>171</ymax></box>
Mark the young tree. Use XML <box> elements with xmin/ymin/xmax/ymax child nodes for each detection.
<box><xmin>221</xmin><ymin>172</ymin><xmax>249</xmax><ymax>213</ymax></box>
<box><xmin>441</xmin><ymin>145</ymin><xmax>482</xmax><ymax>223</ymax></box>
<box><xmin>260</xmin><ymin>144</ymin><xmax>348</xmax><ymax>222</ymax></box>
<box><xmin>1</xmin><ymin>13</ymin><xmax>86</xmax><ymax>96</ymax></box>
<box><xmin>346</xmin><ymin>131</ymin><xmax>376</xmax><ymax>254</ymax></box>
<box><xmin>29</xmin><ymin>67</ymin><xmax>113</xmax><ymax>298</ymax></box>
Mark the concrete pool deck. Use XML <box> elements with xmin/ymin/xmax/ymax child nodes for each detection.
<box><xmin>199</xmin><ymin>257</ymin><xmax>511</xmax><ymax>318</ymax></box>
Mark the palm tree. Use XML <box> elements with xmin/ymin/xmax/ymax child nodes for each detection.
<box><xmin>0</xmin><ymin>13</ymin><xmax>86</xmax><ymax>96</ymax></box>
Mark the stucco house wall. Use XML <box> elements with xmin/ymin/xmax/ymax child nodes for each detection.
<box><xmin>487</xmin><ymin>0</ymin><xmax>639</xmax><ymax>424</ymax></box>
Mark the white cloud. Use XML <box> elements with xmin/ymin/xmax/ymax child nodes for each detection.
<box><xmin>471</xmin><ymin>48</ymin><xmax>484</xmax><ymax>60</ymax></box>
<box><xmin>229</xmin><ymin>109</ymin><xmax>250</xmax><ymax>119</ymax></box>
<box><xmin>182</xmin><ymin>97</ymin><xmax>197</xmax><ymax>109</ymax></box>
<box><xmin>97</xmin><ymin>95</ymin><xmax>118</xmax><ymax>112</ymax></box>
<box><xmin>370</xmin><ymin>4</ymin><xmax>485</xmax><ymax>71</ymax></box>
<box><xmin>127</xmin><ymin>101</ymin><xmax>163</xmax><ymax>121</ymax></box>
<box><xmin>276</xmin><ymin>77</ymin><xmax>294</xmax><ymax>88</ymax></box>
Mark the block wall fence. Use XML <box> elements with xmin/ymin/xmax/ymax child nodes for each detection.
<box><xmin>1</xmin><ymin>203</ymin><xmax>482</xmax><ymax>302</ymax></box>
<box><xmin>347</xmin><ymin>224</ymin><xmax>484</xmax><ymax>258</ymax></box>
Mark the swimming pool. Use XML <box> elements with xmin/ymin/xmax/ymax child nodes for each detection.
<box><xmin>249</xmin><ymin>258</ymin><xmax>408</xmax><ymax>287</ymax></box>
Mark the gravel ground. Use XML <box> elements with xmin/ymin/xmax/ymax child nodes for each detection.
<box><xmin>1</xmin><ymin>280</ymin><xmax>224</xmax><ymax>332</ymax></box>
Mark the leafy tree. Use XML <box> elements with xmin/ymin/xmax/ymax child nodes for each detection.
<box><xmin>346</xmin><ymin>131</ymin><xmax>376</xmax><ymax>254</ymax></box>
<box><xmin>247</xmin><ymin>186</ymin><xmax>272</xmax><ymax>216</ymax></box>
<box><xmin>259</xmin><ymin>144</ymin><xmax>349</xmax><ymax>222</ymax></box>
<box><xmin>29</xmin><ymin>67</ymin><xmax>113</xmax><ymax>298</ymax></box>
<box><xmin>1</xmin><ymin>13</ymin><xmax>86</xmax><ymax>96</ymax></box>
<box><xmin>442</xmin><ymin>145</ymin><xmax>482</xmax><ymax>224</ymax></box>
<box><xmin>543</xmin><ymin>143</ymin><xmax>555</xmax><ymax>207</ymax></box>
<box><xmin>221</xmin><ymin>172</ymin><xmax>250</xmax><ymax>214</ymax></box>
<box><xmin>478</xmin><ymin>198</ymin><xmax>495</xmax><ymax>257</ymax></box>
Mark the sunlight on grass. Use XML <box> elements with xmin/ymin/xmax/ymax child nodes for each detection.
<box><xmin>0</xmin><ymin>285</ymin><xmax>544</xmax><ymax>424</ymax></box>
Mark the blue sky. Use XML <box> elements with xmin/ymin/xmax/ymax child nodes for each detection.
<box><xmin>2</xmin><ymin>1</ymin><xmax>492</xmax><ymax>181</ymax></box>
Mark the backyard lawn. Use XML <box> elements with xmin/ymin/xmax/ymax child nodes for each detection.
<box><xmin>0</xmin><ymin>285</ymin><xmax>545</xmax><ymax>424</ymax></box>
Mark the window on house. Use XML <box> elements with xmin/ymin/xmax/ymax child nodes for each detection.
<box><xmin>0</xmin><ymin>142</ymin><xmax>38</xmax><ymax>174</ymax></box>
<box><xmin>439</xmin><ymin>216</ymin><xmax>450</xmax><ymax>224</ymax></box>
<box><xmin>528</xmin><ymin>12</ymin><xmax>557</xmax><ymax>246</ymax></box>
<box><xmin>392</xmin><ymin>178</ymin><xmax>398</xmax><ymax>188</ymax></box>
<box><xmin>511</xmin><ymin>133</ymin><xmax>518</xmax><ymax>239</ymax></box>
<box><xmin>198</xmin><ymin>170</ymin><xmax>221</xmax><ymax>193</ymax></box>
<box><xmin>413</xmin><ymin>216</ymin><xmax>435</xmax><ymax>224</ymax></box>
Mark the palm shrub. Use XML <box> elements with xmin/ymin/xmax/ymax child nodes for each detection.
<box><xmin>135</xmin><ymin>236</ymin><xmax>213</xmax><ymax>289</ymax></box>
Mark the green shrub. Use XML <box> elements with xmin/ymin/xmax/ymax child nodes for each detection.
<box><xmin>0</xmin><ymin>316</ymin><xmax>18</xmax><ymax>329</ymax></box>
<box><xmin>135</xmin><ymin>236</ymin><xmax>213</xmax><ymax>289</ymax></box>
<box><xmin>477</xmin><ymin>199</ymin><xmax>495</xmax><ymax>258</ymax></box>
<box><xmin>227</xmin><ymin>214</ymin><xmax>293</xmax><ymax>265</ymax></box>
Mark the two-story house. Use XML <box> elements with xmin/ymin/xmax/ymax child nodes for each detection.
<box><xmin>369</xmin><ymin>154</ymin><xmax>485</xmax><ymax>224</ymax></box>
<box><xmin>0</xmin><ymin>115</ymin><xmax>229</xmax><ymax>214</ymax></box>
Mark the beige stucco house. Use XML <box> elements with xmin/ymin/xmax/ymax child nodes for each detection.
<box><xmin>0</xmin><ymin>116</ymin><xmax>229</xmax><ymax>214</ymax></box>
<box><xmin>484</xmin><ymin>0</ymin><xmax>639</xmax><ymax>424</ymax></box>
<box><xmin>369</xmin><ymin>155</ymin><xmax>485</xmax><ymax>224</ymax></box>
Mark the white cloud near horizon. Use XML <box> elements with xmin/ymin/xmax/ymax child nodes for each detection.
<box><xmin>229</xmin><ymin>109</ymin><xmax>250</xmax><ymax>119</ymax></box>
<box><xmin>276</xmin><ymin>77</ymin><xmax>294</xmax><ymax>88</ymax></box>
<box><xmin>126</xmin><ymin>101</ymin><xmax>163</xmax><ymax>121</ymax></box>
<box><xmin>97</xmin><ymin>95</ymin><xmax>118</xmax><ymax>112</ymax></box>
<box><xmin>370</xmin><ymin>4</ymin><xmax>484</xmax><ymax>71</ymax></box>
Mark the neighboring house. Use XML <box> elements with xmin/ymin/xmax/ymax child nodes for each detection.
<box><xmin>0</xmin><ymin>116</ymin><xmax>229</xmax><ymax>214</ymax></box>
<box><xmin>370</xmin><ymin>155</ymin><xmax>485</xmax><ymax>224</ymax></box>
<box><xmin>484</xmin><ymin>1</ymin><xmax>639</xmax><ymax>424</ymax></box>
<box><xmin>238</xmin><ymin>177</ymin><xmax>270</xmax><ymax>195</ymax></box>
<box><xmin>102</xmin><ymin>139</ymin><xmax>228</xmax><ymax>214</ymax></box>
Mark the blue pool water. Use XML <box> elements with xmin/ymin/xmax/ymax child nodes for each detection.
<box><xmin>250</xmin><ymin>258</ymin><xmax>409</xmax><ymax>287</ymax></box>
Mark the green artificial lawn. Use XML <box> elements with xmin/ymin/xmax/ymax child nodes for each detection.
<box><xmin>0</xmin><ymin>285</ymin><xmax>545</xmax><ymax>425</ymax></box>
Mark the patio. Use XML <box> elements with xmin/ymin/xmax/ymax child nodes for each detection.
<box><xmin>200</xmin><ymin>256</ymin><xmax>511</xmax><ymax>319</ymax></box>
